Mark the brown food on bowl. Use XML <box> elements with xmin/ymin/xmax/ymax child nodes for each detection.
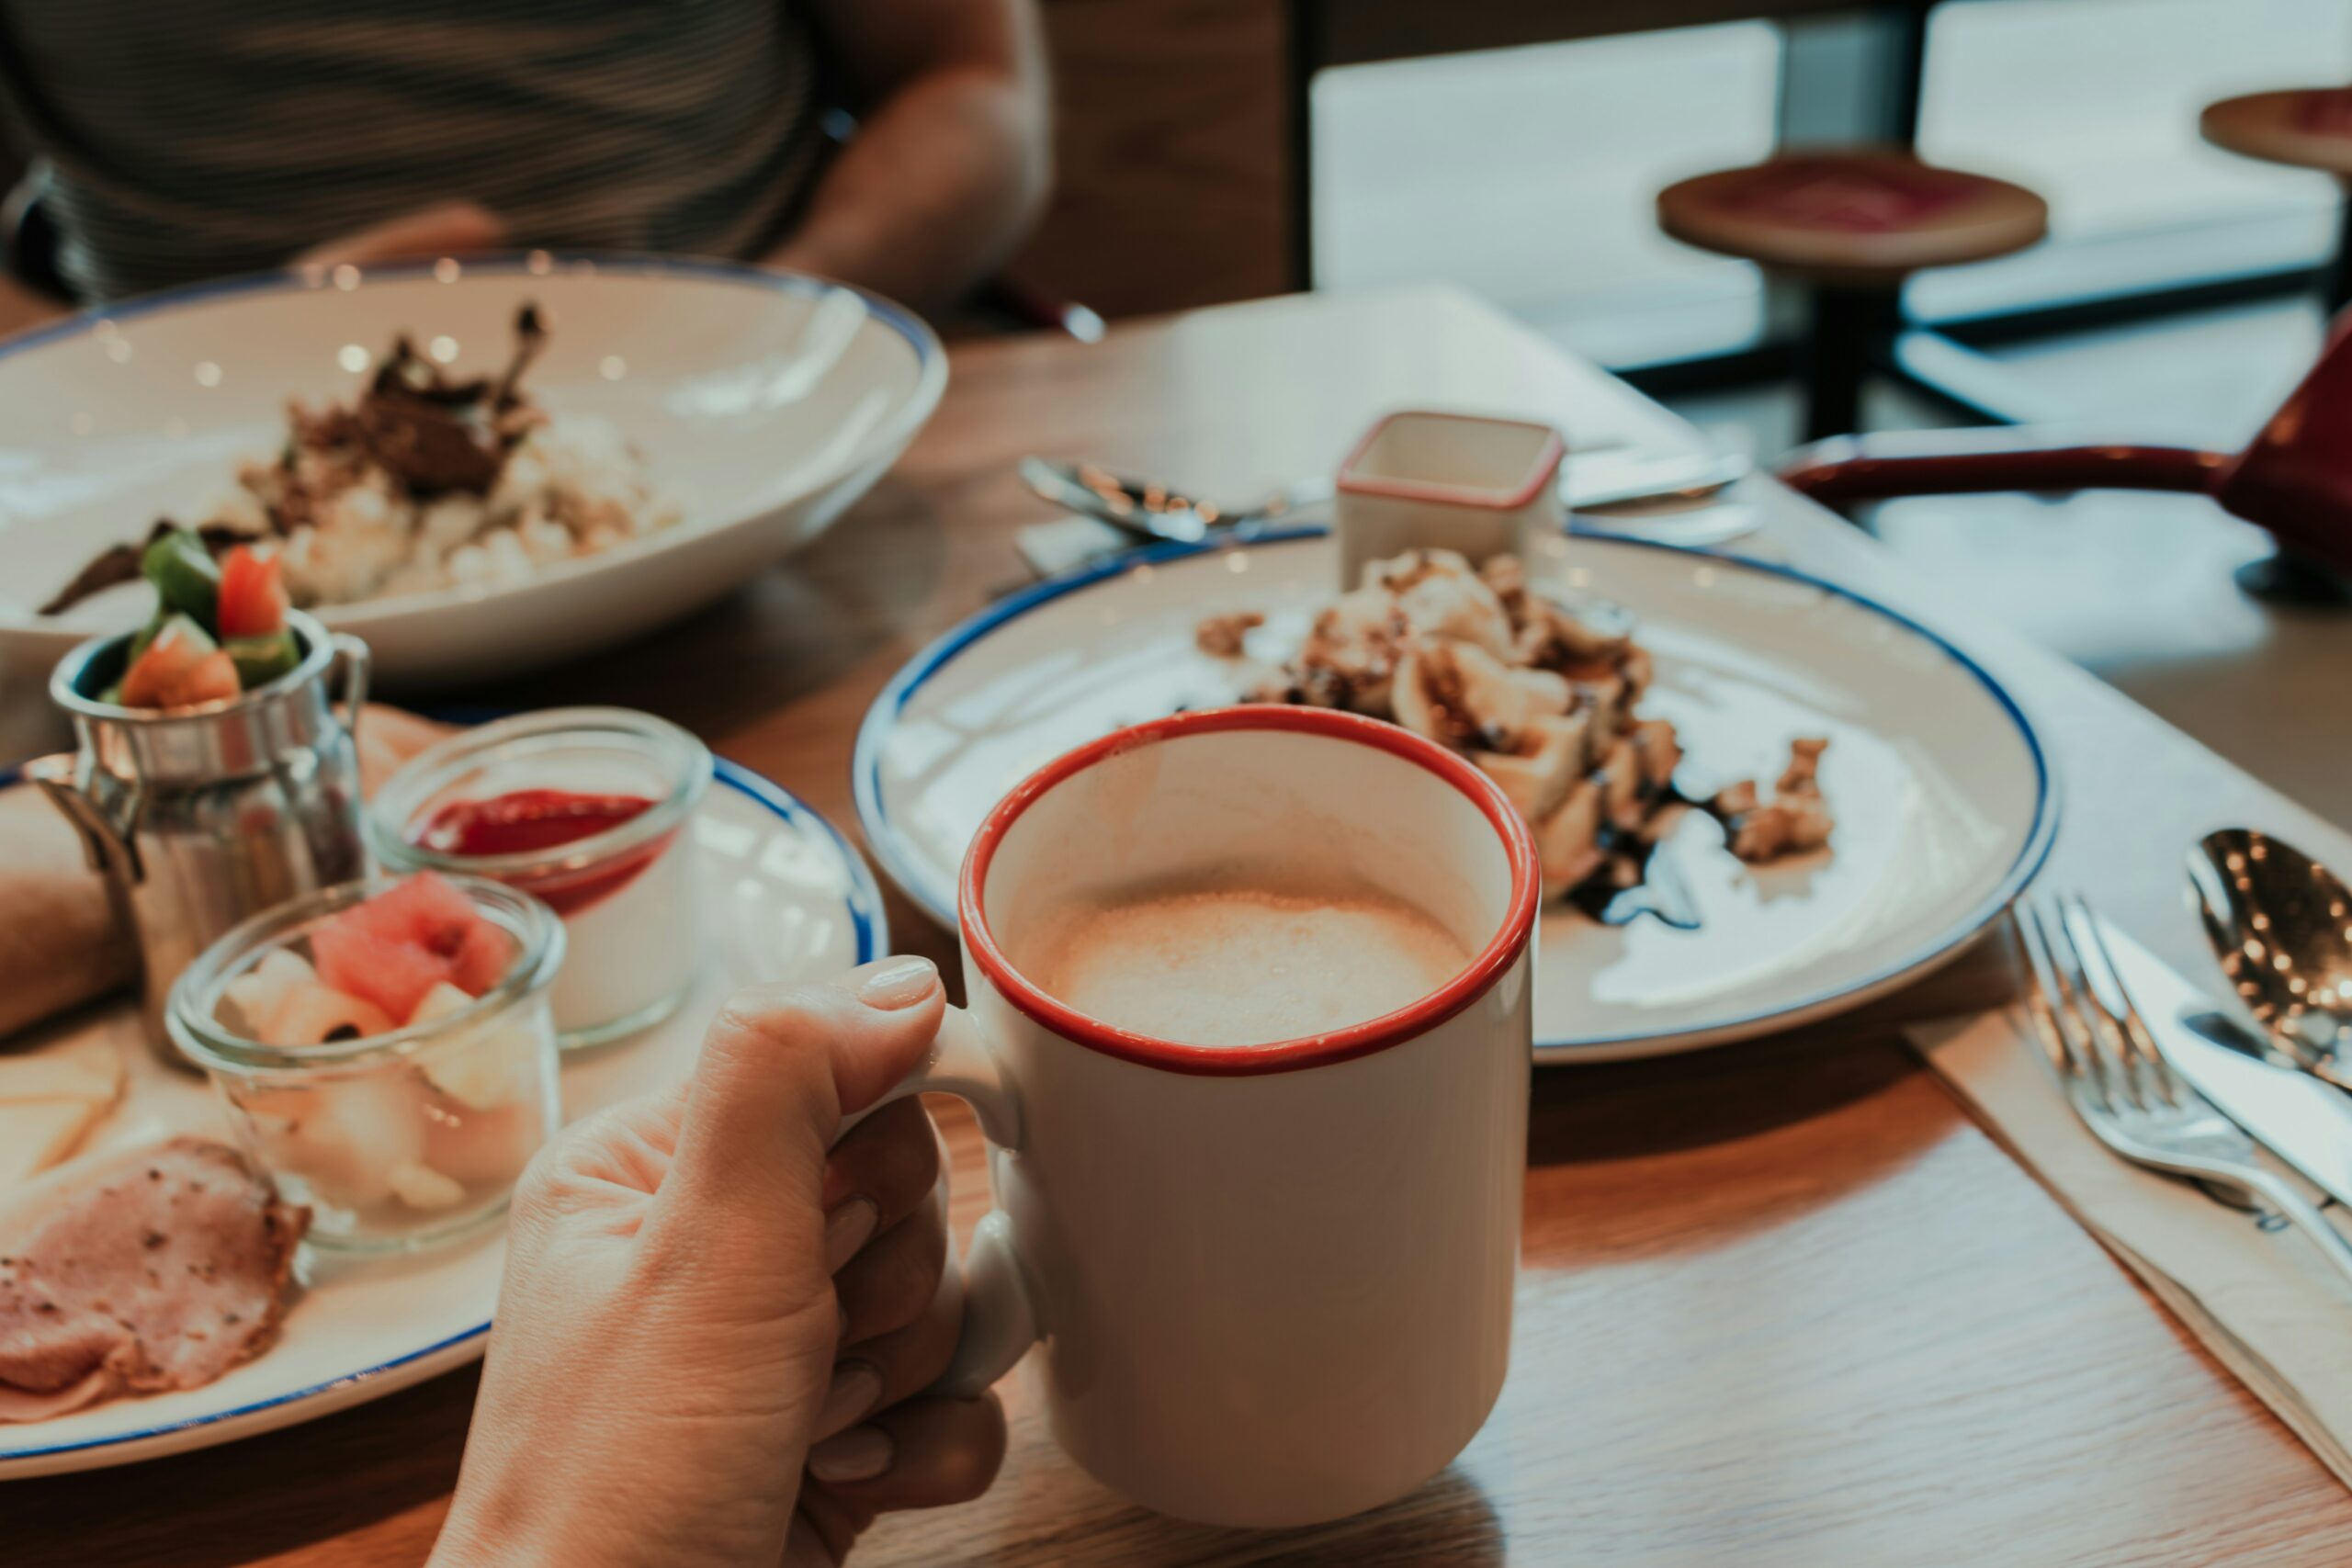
<box><xmin>1222</xmin><ymin>548</ymin><xmax>1688</xmax><ymax>903</ymax></box>
<box><xmin>1713</xmin><ymin>737</ymin><xmax>1835</xmax><ymax>863</ymax></box>
<box><xmin>1212</xmin><ymin>549</ymin><xmax>1838</xmax><ymax>901</ymax></box>
<box><xmin>1193</xmin><ymin>611</ymin><xmax>1263</xmax><ymax>658</ymax></box>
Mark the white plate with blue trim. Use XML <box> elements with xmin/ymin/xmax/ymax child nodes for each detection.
<box><xmin>0</xmin><ymin>758</ymin><xmax>884</xmax><ymax>1480</ymax></box>
<box><xmin>0</xmin><ymin>254</ymin><xmax>944</xmax><ymax>686</ymax></box>
<box><xmin>854</xmin><ymin>529</ymin><xmax>2056</xmax><ymax>1063</ymax></box>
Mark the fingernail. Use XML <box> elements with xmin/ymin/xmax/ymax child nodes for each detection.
<box><xmin>855</xmin><ymin>956</ymin><xmax>938</xmax><ymax>1010</ymax></box>
<box><xmin>808</xmin><ymin>1425</ymin><xmax>894</xmax><ymax>1483</ymax></box>
<box><xmin>816</xmin><ymin>1360</ymin><xmax>883</xmax><ymax>1438</ymax></box>
<box><xmin>825</xmin><ymin>1197</ymin><xmax>879</xmax><ymax>1272</ymax></box>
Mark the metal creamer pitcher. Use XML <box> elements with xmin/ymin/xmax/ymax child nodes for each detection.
<box><xmin>27</xmin><ymin>611</ymin><xmax>370</xmax><ymax>1066</ymax></box>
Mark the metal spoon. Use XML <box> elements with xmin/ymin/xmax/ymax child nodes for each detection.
<box><xmin>1018</xmin><ymin>458</ymin><xmax>1329</xmax><ymax>546</ymax></box>
<box><xmin>2188</xmin><ymin>828</ymin><xmax>2352</xmax><ymax>1086</ymax></box>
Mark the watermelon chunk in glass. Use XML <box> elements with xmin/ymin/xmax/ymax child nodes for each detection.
<box><xmin>451</xmin><ymin>922</ymin><xmax>513</xmax><ymax>996</ymax></box>
<box><xmin>311</xmin><ymin>923</ymin><xmax>459</xmax><ymax>1026</ymax></box>
<box><xmin>311</xmin><ymin>874</ymin><xmax>512</xmax><ymax>1025</ymax></box>
<box><xmin>345</xmin><ymin>873</ymin><xmax>480</xmax><ymax>958</ymax></box>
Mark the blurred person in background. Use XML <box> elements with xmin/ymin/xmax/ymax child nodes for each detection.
<box><xmin>0</xmin><ymin>0</ymin><xmax>1051</xmax><ymax>336</ymax></box>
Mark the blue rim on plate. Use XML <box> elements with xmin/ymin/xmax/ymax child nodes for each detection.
<box><xmin>0</xmin><ymin>250</ymin><xmax>938</xmax><ymax>370</ymax></box>
<box><xmin>851</xmin><ymin>526</ymin><xmax>2060</xmax><ymax>1056</ymax></box>
<box><xmin>0</xmin><ymin>756</ymin><xmax>884</xmax><ymax>1470</ymax></box>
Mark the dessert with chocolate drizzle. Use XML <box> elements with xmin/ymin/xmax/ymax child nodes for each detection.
<box><xmin>1203</xmin><ymin>548</ymin><xmax>1835</xmax><ymax>906</ymax></box>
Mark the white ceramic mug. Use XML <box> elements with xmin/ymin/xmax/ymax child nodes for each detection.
<box><xmin>870</xmin><ymin>705</ymin><xmax>1539</xmax><ymax>1528</ymax></box>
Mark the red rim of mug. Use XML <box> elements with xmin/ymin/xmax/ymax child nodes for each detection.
<box><xmin>957</xmin><ymin>705</ymin><xmax>1543</xmax><ymax>1077</ymax></box>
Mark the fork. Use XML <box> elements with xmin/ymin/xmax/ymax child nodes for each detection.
<box><xmin>2015</xmin><ymin>890</ymin><xmax>2352</xmax><ymax>1287</ymax></box>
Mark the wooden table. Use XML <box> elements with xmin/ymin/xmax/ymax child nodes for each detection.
<box><xmin>17</xmin><ymin>285</ymin><xmax>2352</xmax><ymax>1566</ymax></box>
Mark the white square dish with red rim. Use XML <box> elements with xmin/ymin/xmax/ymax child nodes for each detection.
<box><xmin>1334</xmin><ymin>410</ymin><xmax>1566</xmax><ymax>586</ymax></box>
<box><xmin>368</xmin><ymin>708</ymin><xmax>714</xmax><ymax>1048</ymax></box>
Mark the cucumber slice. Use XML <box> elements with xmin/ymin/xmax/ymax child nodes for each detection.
<box><xmin>141</xmin><ymin>529</ymin><xmax>220</xmax><ymax>624</ymax></box>
<box><xmin>123</xmin><ymin>609</ymin><xmax>168</xmax><ymax>665</ymax></box>
<box><xmin>227</xmin><ymin>630</ymin><xmax>300</xmax><ymax>687</ymax></box>
<box><xmin>149</xmin><ymin>613</ymin><xmax>219</xmax><ymax>656</ymax></box>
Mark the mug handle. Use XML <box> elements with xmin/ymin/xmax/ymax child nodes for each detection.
<box><xmin>842</xmin><ymin>1006</ymin><xmax>1042</xmax><ymax>1398</ymax></box>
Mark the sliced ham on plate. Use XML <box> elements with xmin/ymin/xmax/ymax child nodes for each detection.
<box><xmin>0</xmin><ymin>1138</ymin><xmax>308</xmax><ymax>1423</ymax></box>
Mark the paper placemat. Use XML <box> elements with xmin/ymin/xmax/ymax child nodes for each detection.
<box><xmin>1910</xmin><ymin>1010</ymin><xmax>2352</xmax><ymax>1485</ymax></box>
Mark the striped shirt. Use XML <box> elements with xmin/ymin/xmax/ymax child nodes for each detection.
<box><xmin>0</xmin><ymin>1</ymin><xmax>828</xmax><ymax>302</ymax></box>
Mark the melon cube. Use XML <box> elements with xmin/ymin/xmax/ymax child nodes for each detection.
<box><xmin>311</xmin><ymin>920</ymin><xmax>457</xmax><ymax>1025</ymax></box>
<box><xmin>225</xmin><ymin>948</ymin><xmax>318</xmax><ymax>1039</ymax></box>
<box><xmin>450</xmin><ymin>920</ymin><xmax>512</xmax><ymax>997</ymax></box>
<box><xmin>261</xmin><ymin>981</ymin><xmax>396</xmax><ymax>1047</ymax></box>
<box><xmin>346</xmin><ymin>872</ymin><xmax>480</xmax><ymax>958</ymax></box>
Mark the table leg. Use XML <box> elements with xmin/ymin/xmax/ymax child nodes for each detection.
<box><xmin>1883</xmin><ymin>0</ymin><xmax>1930</xmax><ymax>148</ymax></box>
<box><xmin>1804</xmin><ymin>286</ymin><xmax>1895</xmax><ymax>443</ymax></box>
<box><xmin>2327</xmin><ymin>181</ymin><xmax>2352</xmax><ymax>321</ymax></box>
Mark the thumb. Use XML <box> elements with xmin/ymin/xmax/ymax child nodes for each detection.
<box><xmin>296</xmin><ymin>200</ymin><xmax>508</xmax><ymax>268</ymax></box>
<box><xmin>661</xmin><ymin>957</ymin><xmax>945</xmax><ymax>1241</ymax></box>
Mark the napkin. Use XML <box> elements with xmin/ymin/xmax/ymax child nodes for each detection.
<box><xmin>1910</xmin><ymin>1010</ymin><xmax>2352</xmax><ymax>1486</ymax></box>
<box><xmin>1015</xmin><ymin>515</ymin><xmax>1136</xmax><ymax>579</ymax></box>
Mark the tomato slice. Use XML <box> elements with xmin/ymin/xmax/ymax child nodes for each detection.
<box><xmin>216</xmin><ymin>546</ymin><xmax>290</xmax><ymax>640</ymax></box>
<box><xmin>119</xmin><ymin>620</ymin><xmax>237</xmax><ymax>708</ymax></box>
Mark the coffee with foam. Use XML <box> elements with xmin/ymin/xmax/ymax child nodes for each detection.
<box><xmin>1023</xmin><ymin>881</ymin><xmax>1471</xmax><ymax>1047</ymax></box>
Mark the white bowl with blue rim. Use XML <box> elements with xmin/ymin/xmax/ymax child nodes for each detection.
<box><xmin>0</xmin><ymin>254</ymin><xmax>944</xmax><ymax>685</ymax></box>
<box><xmin>0</xmin><ymin>756</ymin><xmax>884</xmax><ymax>1480</ymax></box>
<box><xmin>854</xmin><ymin>527</ymin><xmax>2057</xmax><ymax>1063</ymax></box>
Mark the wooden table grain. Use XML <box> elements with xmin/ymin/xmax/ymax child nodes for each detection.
<box><xmin>16</xmin><ymin>286</ymin><xmax>2352</xmax><ymax>1567</ymax></box>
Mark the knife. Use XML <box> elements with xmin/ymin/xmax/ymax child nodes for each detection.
<box><xmin>2098</xmin><ymin>919</ymin><xmax>2352</xmax><ymax>1211</ymax></box>
<box><xmin>1560</xmin><ymin>448</ymin><xmax>1749</xmax><ymax>513</ymax></box>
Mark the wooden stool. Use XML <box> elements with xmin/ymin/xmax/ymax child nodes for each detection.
<box><xmin>2200</xmin><ymin>88</ymin><xmax>2352</xmax><ymax>315</ymax></box>
<box><xmin>1657</xmin><ymin>149</ymin><xmax>2048</xmax><ymax>442</ymax></box>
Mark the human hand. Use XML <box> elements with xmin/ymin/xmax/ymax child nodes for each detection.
<box><xmin>0</xmin><ymin>276</ymin><xmax>68</xmax><ymax>344</ymax></box>
<box><xmin>428</xmin><ymin>956</ymin><xmax>1006</xmax><ymax>1568</ymax></box>
<box><xmin>296</xmin><ymin>201</ymin><xmax>507</xmax><ymax>269</ymax></box>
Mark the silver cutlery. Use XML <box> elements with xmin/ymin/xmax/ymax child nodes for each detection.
<box><xmin>1558</xmin><ymin>447</ymin><xmax>1750</xmax><ymax>513</ymax></box>
<box><xmin>2090</xmin><ymin>912</ymin><xmax>2352</xmax><ymax>1212</ymax></box>
<box><xmin>1018</xmin><ymin>458</ymin><xmax>1326</xmax><ymax>546</ymax></box>
<box><xmin>1019</xmin><ymin>448</ymin><xmax>1751</xmax><ymax>549</ymax></box>
<box><xmin>2189</xmin><ymin>829</ymin><xmax>2352</xmax><ymax>1084</ymax></box>
<box><xmin>2016</xmin><ymin>891</ymin><xmax>2352</xmax><ymax>1283</ymax></box>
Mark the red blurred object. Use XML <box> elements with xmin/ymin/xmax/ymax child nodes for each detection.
<box><xmin>411</xmin><ymin>788</ymin><xmax>672</xmax><ymax>916</ymax></box>
<box><xmin>1710</xmin><ymin>154</ymin><xmax>1984</xmax><ymax>233</ymax></box>
<box><xmin>2291</xmin><ymin>88</ymin><xmax>2352</xmax><ymax>137</ymax></box>
<box><xmin>216</xmin><ymin>546</ymin><xmax>289</xmax><ymax>640</ymax></box>
<box><xmin>1780</xmin><ymin>317</ymin><xmax>2352</xmax><ymax>592</ymax></box>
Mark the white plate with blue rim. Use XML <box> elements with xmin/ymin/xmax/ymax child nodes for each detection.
<box><xmin>0</xmin><ymin>757</ymin><xmax>884</xmax><ymax>1480</ymax></box>
<box><xmin>0</xmin><ymin>254</ymin><xmax>944</xmax><ymax>687</ymax></box>
<box><xmin>854</xmin><ymin>527</ymin><xmax>2057</xmax><ymax>1063</ymax></box>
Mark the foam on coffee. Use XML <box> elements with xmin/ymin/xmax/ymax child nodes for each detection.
<box><xmin>1023</xmin><ymin>879</ymin><xmax>1471</xmax><ymax>1047</ymax></box>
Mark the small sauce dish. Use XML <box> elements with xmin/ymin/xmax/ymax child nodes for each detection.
<box><xmin>368</xmin><ymin>708</ymin><xmax>713</xmax><ymax>1048</ymax></box>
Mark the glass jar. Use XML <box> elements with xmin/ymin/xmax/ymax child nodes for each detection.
<box><xmin>168</xmin><ymin>875</ymin><xmax>563</xmax><ymax>1253</ymax></box>
<box><xmin>368</xmin><ymin>708</ymin><xmax>712</xmax><ymax>1049</ymax></box>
